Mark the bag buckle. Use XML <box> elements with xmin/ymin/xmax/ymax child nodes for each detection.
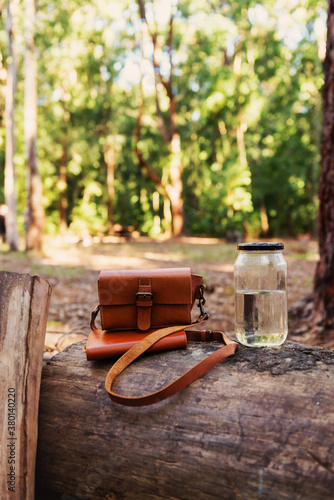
<box><xmin>136</xmin><ymin>292</ymin><xmax>153</xmax><ymax>298</ymax></box>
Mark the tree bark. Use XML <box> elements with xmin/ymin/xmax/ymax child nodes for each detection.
<box><xmin>165</xmin><ymin>132</ymin><xmax>184</xmax><ymax>235</ymax></box>
<box><xmin>103</xmin><ymin>140</ymin><xmax>115</xmax><ymax>234</ymax></box>
<box><xmin>313</xmin><ymin>0</ymin><xmax>334</xmax><ymax>331</ymax></box>
<box><xmin>36</xmin><ymin>340</ymin><xmax>334</xmax><ymax>499</ymax></box>
<box><xmin>0</xmin><ymin>271</ymin><xmax>51</xmax><ymax>500</ymax></box>
<box><xmin>24</xmin><ymin>0</ymin><xmax>45</xmax><ymax>251</ymax></box>
<box><xmin>58</xmin><ymin>146</ymin><xmax>67</xmax><ymax>235</ymax></box>
<box><xmin>4</xmin><ymin>0</ymin><xmax>19</xmax><ymax>251</ymax></box>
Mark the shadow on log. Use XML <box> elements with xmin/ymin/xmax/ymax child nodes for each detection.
<box><xmin>36</xmin><ymin>339</ymin><xmax>334</xmax><ymax>500</ymax></box>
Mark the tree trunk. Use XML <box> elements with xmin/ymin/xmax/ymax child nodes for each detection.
<box><xmin>103</xmin><ymin>142</ymin><xmax>115</xmax><ymax>234</ymax></box>
<box><xmin>260</xmin><ymin>201</ymin><xmax>269</xmax><ymax>236</ymax></box>
<box><xmin>166</xmin><ymin>132</ymin><xmax>184</xmax><ymax>236</ymax></box>
<box><xmin>58</xmin><ymin>146</ymin><xmax>67</xmax><ymax>235</ymax></box>
<box><xmin>313</xmin><ymin>0</ymin><xmax>334</xmax><ymax>331</ymax></box>
<box><xmin>24</xmin><ymin>0</ymin><xmax>45</xmax><ymax>252</ymax></box>
<box><xmin>4</xmin><ymin>0</ymin><xmax>19</xmax><ymax>252</ymax></box>
<box><xmin>0</xmin><ymin>271</ymin><xmax>51</xmax><ymax>500</ymax></box>
<box><xmin>36</xmin><ymin>340</ymin><xmax>334</xmax><ymax>500</ymax></box>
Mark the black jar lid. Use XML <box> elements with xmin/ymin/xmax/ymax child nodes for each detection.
<box><xmin>237</xmin><ymin>242</ymin><xmax>284</xmax><ymax>251</ymax></box>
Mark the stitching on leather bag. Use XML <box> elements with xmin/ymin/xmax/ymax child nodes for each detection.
<box><xmin>138</xmin><ymin>276</ymin><xmax>152</xmax><ymax>289</ymax></box>
<box><xmin>100</xmin><ymin>305</ymin><xmax>105</xmax><ymax>329</ymax></box>
<box><xmin>187</xmin><ymin>272</ymin><xmax>192</xmax><ymax>322</ymax></box>
<box><xmin>97</xmin><ymin>280</ymin><xmax>104</xmax><ymax>329</ymax></box>
<box><xmin>187</xmin><ymin>303</ymin><xmax>191</xmax><ymax>322</ymax></box>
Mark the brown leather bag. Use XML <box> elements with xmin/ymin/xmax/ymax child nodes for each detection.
<box><xmin>88</xmin><ymin>267</ymin><xmax>237</xmax><ymax>406</ymax></box>
<box><xmin>90</xmin><ymin>267</ymin><xmax>204</xmax><ymax>332</ymax></box>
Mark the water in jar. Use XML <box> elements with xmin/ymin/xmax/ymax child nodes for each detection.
<box><xmin>235</xmin><ymin>289</ymin><xmax>288</xmax><ymax>347</ymax></box>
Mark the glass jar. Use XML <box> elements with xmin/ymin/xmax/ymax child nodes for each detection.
<box><xmin>234</xmin><ymin>242</ymin><xmax>288</xmax><ymax>347</ymax></box>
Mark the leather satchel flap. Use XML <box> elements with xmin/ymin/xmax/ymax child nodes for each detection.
<box><xmin>98</xmin><ymin>268</ymin><xmax>192</xmax><ymax>306</ymax></box>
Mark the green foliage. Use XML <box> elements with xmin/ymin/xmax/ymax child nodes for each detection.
<box><xmin>0</xmin><ymin>0</ymin><xmax>327</xmax><ymax>238</ymax></box>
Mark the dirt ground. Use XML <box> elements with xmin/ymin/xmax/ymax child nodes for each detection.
<box><xmin>0</xmin><ymin>235</ymin><xmax>328</xmax><ymax>357</ymax></box>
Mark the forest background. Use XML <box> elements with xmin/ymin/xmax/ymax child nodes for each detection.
<box><xmin>0</xmin><ymin>0</ymin><xmax>328</xmax><ymax>242</ymax></box>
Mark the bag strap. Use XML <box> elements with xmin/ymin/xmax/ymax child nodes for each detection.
<box><xmin>90</xmin><ymin>305</ymin><xmax>100</xmax><ymax>331</ymax></box>
<box><xmin>104</xmin><ymin>322</ymin><xmax>238</xmax><ymax>407</ymax></box>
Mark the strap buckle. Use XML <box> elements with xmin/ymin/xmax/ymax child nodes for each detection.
<box><xmin>136</xmin><ymin>278</ymin><xmax>153</xmax><ymax>330</ymax></box>
<box><xmin>206</xmin><ymin>330</ymin><xmax>212</xmax><ymax>341</ymax></box>
<box><xmin>136</xmin><ymin>292</ymin><xmax>153</xmax><ymax>298</ymax></box>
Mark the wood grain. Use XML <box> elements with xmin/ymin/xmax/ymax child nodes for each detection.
<box><xmin>35</xmin><ymin>339</ymin><xmax>334</xmax><ymax>499</ymax></box>
<box><xmin>0</xmin><ymin>271</ymin><xmax>51</xmax><ymax>500</ymax></box>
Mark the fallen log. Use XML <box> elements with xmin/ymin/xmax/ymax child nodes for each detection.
<box><xmin>36</xmin><ymin>339</ymin><xmax>334</xmax><ymax>500</ymax></box>
<box><xmin>0</xmin><ymin>271</ymin><xmax>51</xmax><ymax>500</ymax></box>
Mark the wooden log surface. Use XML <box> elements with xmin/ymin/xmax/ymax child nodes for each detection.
<box><xmin>36</xmin><ymin>338</ymin><xmax>334</xmax><ymax>500</ymax></box>
<box><xmin>0</xmin><ymin>271</ymin><xmax>51</xmax><ymax>500</ymax></box>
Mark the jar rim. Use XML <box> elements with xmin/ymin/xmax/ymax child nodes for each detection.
<box><xmin>237</xmin><ymin>242</ymin><xmax>284</xmax><ymax>251</ymax></box>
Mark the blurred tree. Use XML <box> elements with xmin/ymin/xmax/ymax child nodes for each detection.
<box><xmin>24</xmin><ymin>0</ymin><xmax>45</xmax><ymax>251</ymax></box>
<box><xmin>4</xmin><ymin>0</ymin><xmax>19</xmax><ymax>251</ymax></box>
<box><xmin>312</xmin><ymin>0</ymin><xmax>334</xmax><ymax>334</ymax></box>
<box><xmin>135</xmin><ymin>0</ymin><xmax>185</xmax><ymax>236</ymax></box>
<box><xmin>178</xmin><ymin>1</ymin><xmax>256</xmax><ymax>236</ymax></box>
<box><xmin>36</xmin><ymin>0</ymin><xmax>134</xmax><ymax>235</ymax></box>
<box><xmin>0</xmin><ymin>4</ymin><xmax>6</xmax><ymax>200</ymax></box>
<box><xmin>246</xmin><ymin>0</ymin><xmax>325</xmax><ymax>238</ymax></box>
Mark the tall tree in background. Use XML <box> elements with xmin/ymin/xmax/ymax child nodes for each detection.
<box><xmin>24</xmin><ymin>0</ymin><xmax>45</xmax><ymax>251</ymax></box>
<box><xmin>136</xmin><ymin>0</ymin><xmax>184</xmax><ymax>236</ymax></box>
<box><xmin>312</xmin><ymin>0</ymin><xmax>334</xmax><ymax>333</ymax></box>
<box><xmin>4</xmin><ymin>0</ymin><xmax>19</xmax><ymax>251</ymax></box>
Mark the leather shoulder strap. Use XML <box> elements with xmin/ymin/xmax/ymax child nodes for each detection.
<box><xmin>105</xmin><ymin>323</ymin><xmax>237</xmax><ymax>407</ymax></box>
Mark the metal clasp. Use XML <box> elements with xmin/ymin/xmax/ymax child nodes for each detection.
<box><xmin>90</xmin><ymin>305</ymin><xmax>100</xmax><ymax>331</ymax></box>
<box><xmin>197</xmin><ymin>284</ymin><xmax>209</xmax><ymax>320</ymax></box>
